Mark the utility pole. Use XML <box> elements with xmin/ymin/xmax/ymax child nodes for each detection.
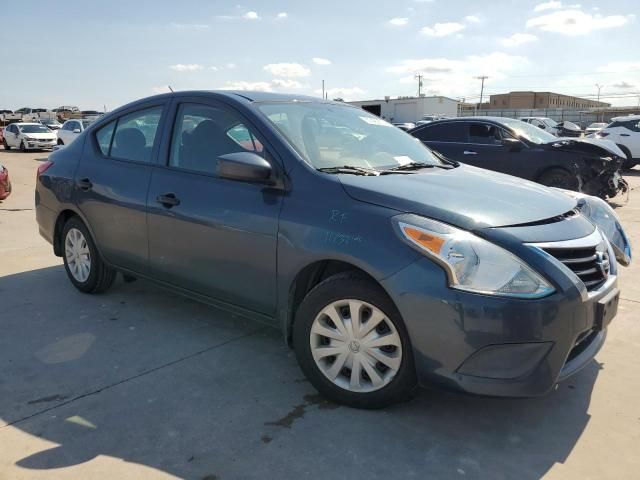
<box><xmin>595</xmin><ymin>83</ymin><xmax>604</xmax><ymax>102</ymax></box>
<box><xmin>475</xmin><ymin>76</ymin><xmax>488</xmax><ymax>114</ymax></box>
<box><xmin>322</xmin><ymin>80</ymin><xmax>325</xmax><ymax>99</ymax></box>
<box><xmin>415</xmin><ymin>73</ymin><xmax>424</xmax><ymax>97</ymax></box>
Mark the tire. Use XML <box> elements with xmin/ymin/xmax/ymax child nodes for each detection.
<box><xmin>293</xmin><ymin>272</ymin><xmax>417</xmax><ymax>409</ymax></box>
<box><xmin>537</xmin><ymin>168</ymin><xmax>579</xmax><ymax>191</ymax></box>
<box><xmin>20</xmin><ymin>140</ymin><xmax>26</xmax><ymax>152</ymax></box>
<box><xmin>57</xmin><ymin>139</ymin><xmax>64</xmax><ymax>145</ymax></box>
<box><xmin>2</xmin><ymin>138</ymin><xmax>10</xmax><ymax>150</ymax></box>
<box><xmin>62</xmin><ymin>216</ymin><xmax>116</xmax><ymax>294</ymax></box>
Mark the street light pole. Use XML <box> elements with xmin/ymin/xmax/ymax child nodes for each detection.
<box><xmin>475</xmin><ymin>76</ymin><xmax>488</xmax><ymax>115</ymax></box>
<box><xmin>415</xmin><ymin>73</ymin><xmax>424</xmax><ymax>97</ymax></box>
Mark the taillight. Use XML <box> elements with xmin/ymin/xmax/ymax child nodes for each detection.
<box><xmin>37</xmin><ymin>160</ymin><xmax>54</xmax><ymax>179</ymax></box>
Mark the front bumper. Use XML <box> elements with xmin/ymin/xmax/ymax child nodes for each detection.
<box><xmin>381</xmin><ymin>255</ymin><xmax>618</xmax><ymax>397</ymax></box>
<box><xmin>25</xmin><ymin>140</ymin><xmax>57</xmax><ymax>150</ymax></box>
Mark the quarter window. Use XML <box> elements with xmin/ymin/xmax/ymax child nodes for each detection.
<box><xmin>169</xmin><ymin>103</ymin><xmax>265</xmax><ymax>175</ymax></box>
<box><xmin>95</xmin><ymin>121</ymin><xmax>116</xmax><ymax>156</ymax></box>
<box><xmin>110</xmin><ymin>107</ymin><xmax>162</xmax><ymax>163</ymax></box>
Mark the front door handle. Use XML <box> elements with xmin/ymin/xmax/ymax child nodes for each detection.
<box><xmin>156</xmin><ymin>192</ymin><xmax>180</xmax><ymax>208</ymax></box>
<box><xmin>620</xmin><ymin>133</ymin><xmax>630</xmax><ymax>137</ymax></box>
<box><xmin>77</xmin><ymin>178</ymin><xmax>93</xmax><ymax>191</ymax></box>
<box><xmin>463</xmin><ymin>150</ymin><xmax>478</xmax><ymax>155</ymax></box>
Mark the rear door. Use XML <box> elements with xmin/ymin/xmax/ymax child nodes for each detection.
<box><xmin>146</xmin><ymin>98</ymin><xmax>282</xmax><ymax>315</ymax></box>
<box><xmin>74</xmin><ymin>103</ymin><xmax>166</xmax><ymax>274</ymax></box>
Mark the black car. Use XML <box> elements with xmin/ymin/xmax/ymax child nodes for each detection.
<box><xmin>409</xmin><ymin>117</ymin><xmax>626</xmax><ymax>199</ymax></box>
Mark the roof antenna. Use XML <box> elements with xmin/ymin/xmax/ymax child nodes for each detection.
<box><xmin>168</xmin><ymin>85</ymin><xmax>174</xmax><ymax>92</ymax></box>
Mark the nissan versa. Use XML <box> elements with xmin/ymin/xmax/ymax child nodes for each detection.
<box><xmin>35</xmin><ymin>91</ymin><xmax>632</xmax><ymax>408</ymax></box>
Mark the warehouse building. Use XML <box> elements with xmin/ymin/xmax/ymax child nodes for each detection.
<box><xmin>488</xmin><ymin>91</ymin><xmax>610</xmax><ymax>109</ymax></box>
<box><xmin>348</xmin><ymin>96</ymin><xmax>459</xmax><ymax>123</ymax></box>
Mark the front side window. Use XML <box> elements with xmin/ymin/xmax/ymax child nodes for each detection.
<box><xmin>468</xmin><ymin>123</ymin><xmax>502</xmax><ymax>145</ymax></box>
<box><xmin>111</xmin><ymin>107</ymin><xmax>162</xmax><ymax>163</ymax></box>
<box><xmin>169</xmin><ymin>103</ymin><xmax>264</xmax><ymax>175</ymax></box>
<box><xmin>258</xmin><ymin>102</ymin><xmax>444</xmax><ymax>170</ymax></box>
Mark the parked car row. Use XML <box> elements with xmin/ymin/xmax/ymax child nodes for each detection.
<box><xmin>1</xmin><ymin>107</ymin><xmax>104</xmax><ymax>124</ymax></box>
<box><xmin>1</xmin><ymin>118</ymin><xmax>94</xmax><ymax>151</ymax></box>
<box><xmin>34</xmin><ymin>91</ymin><xmax>632</xmax><ymax>408</ymax></box>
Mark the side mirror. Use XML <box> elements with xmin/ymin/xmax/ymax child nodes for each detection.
<box><xmin>538</xmin><ymin>124</ymin><xmax>546</xmax><ymax>129</ymax></box>
<box><xmin>502</xmin><ymin>137</ymin><xmax>523</xmax><ymax>151</ymax></box>
<box><xmin>73</xmin><ymin>129</ymin><xmax>81</xmax><ymax>134</ymax></box>
<box><xmin>217</xmin><ymin>152</ymin><xmax>273</xmax><ymax>184</ymax></box>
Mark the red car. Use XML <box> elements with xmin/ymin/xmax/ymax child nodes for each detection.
<box><xmin>0</xmin><ymin>163</ymin><xmax>11</xmax><ymax>200</ymax></box>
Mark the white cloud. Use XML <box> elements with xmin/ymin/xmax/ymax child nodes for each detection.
<box><xmin>263</xmin><ymin>62</ymin><xmax>311</xmax><ymax>77</ymax></box>
<box><xmin>389</xmin><ymin>17</ymin><xmax>409</xmax><ymax>26</ymax></box>
<box><xmin>210</xmin><ymin>66</ymin><xmax>219</xmax><ymax>71</ymax></box>
<box><xmin>243</xmin><ymin>11</ymin><xmax>260</xmax><ymax>20</ymax></box>
<box><xmin>420</xmin><ymin>22</ymin><xmax>466</xmax><ymax>37</ymax></box>
<box><xmin>313</xmin><ymin>87</ymin><xmax>365</xmax><ymax>100</ymax></box>
<box><xmin>271</xmin><ymin>78</ymin><xmax>303</xmax><ymax>89</ymax></box>
<box><xmin>226</xmin><ymin>63</ymin><xmax>237</xmax><ymax>69</ymax></box>
<box><xmin>387</xmin><ymin>52</ymin><xmax>529</xmax><ymax>98</ymax></box>
<box><xmin>597</xmin><ymin>61</ymin><xmax>640</xmax><ymax>73</ymax></box>
<box><xmin>277</xmin><ymin>12</ymin><xmax>288</xmax><ymax>19</ymax></box>
<box><xmin>312</xmin><ymin>57</ymin><xmax>332</xmax><ymax>65</ymax></box>
<box><xmin>464</xmin><ymin>15</ymin><xmax>481</xmax><ymax>23</ymax></box>
<box><xmin>527</xmin><ymin>9</ymin><xmax>633</xmax><ymax>35</ymax></box>
<box><xmin>501</xmin><ymin>33</ymin><xmax>539</xmax><ymax>47</ymax></box>
<box><xmin>220</xmin><ymin>81</ymin><xmax>273</xmax><ymax>91</ymax></box>
<box><xmin>533</xmin><ymin>1</ymin><xmax>563</xmax><ymax>12</ymax></box>
<box><xmin>169</xmin><ymin>64</ymin><xmax>203</xmax><ymax>72</ymax></box>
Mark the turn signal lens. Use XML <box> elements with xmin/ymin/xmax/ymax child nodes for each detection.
<box><xmin>37</xmin><ymin>161</ymin><xmax>53</xmax><ymax>179</ymax></box>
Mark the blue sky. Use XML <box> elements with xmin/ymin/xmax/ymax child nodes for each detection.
<box><xmin>2</xmin><ymin>0</ymin><xmax>638</xmax><ymax>110</ymax></box>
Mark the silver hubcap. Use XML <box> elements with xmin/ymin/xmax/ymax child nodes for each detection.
<box><xmin>310</xmin><ymin>299</ymin><xmax>403</xmax><ymax>393</ymax></box>
<box><xmin>65</xmin><ymin>228</ymin><xmax>91</xmax><ymax>282</ymax></box>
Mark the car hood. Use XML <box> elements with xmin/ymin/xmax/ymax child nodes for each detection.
<box><xmin>547</xmin><ymin>138</ymin><xmax>625</xmax><ymax>158</ymax></box>
<box><xmin>24</xmin><ymin>132</ymin><xmax>56</xmax><ymax>140</ymax></box>
<box><xmin>338</xmin><ymin>164</ymin><xmax>576</xmax><ymax>230</ymax></box>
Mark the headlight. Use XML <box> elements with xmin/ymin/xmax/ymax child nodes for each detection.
<box><xmin>24</xmin><ymin>136</ymin><xmax>34</xmax><ymax>141</ymax></box>
<box><xmin>393</xmin><ymin>214</ymin><xmax>554</xmax><ymax>298</ymax></box>
<box><xmin>557</xmin><ymin>189</ymin><xmax>632</xmax><ymax>266</ymax></box>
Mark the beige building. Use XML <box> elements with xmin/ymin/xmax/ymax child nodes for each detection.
<box><xmin>488</xmin><ymin>91</ymin><xmax>610</xmax><ymax>109</ymax></box>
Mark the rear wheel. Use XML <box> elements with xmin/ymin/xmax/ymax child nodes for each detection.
<box><xmin>617</xmin><ymin>144</ymin><xmax>636</xmax><ymax>170</ymax></box>
<box><xmin>2</xmin><ymin>138</ymin><xmax>10</xmax><ymax>150</ymax></box>
<box><xmin>293</xmin><ymin>272</ymin><xmax>416</xmax><ymax>409</ymax></box>
<box><xmin>538</xmin><ymin>168</ymin><xmax>579</xmax><ymax>191</ymax></box>
<box><xmin>62</xmin><ymin>217</ymin><xmax>116</xmax><ymax>293</ymax></box>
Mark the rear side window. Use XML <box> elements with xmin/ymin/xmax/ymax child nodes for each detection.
<box><xmin>110</xmin><ymin>107</ymin><xmax>162</xmax><ymax>163</ymax></box>
<box><xmin>413</xmin><ymin>123</ymin><xmax>467</xmax><ymax>142</ymax></box>
<box><xmin>95</xmin><ymin>121</ymin><xmax>116</xmax><ymax>155</ymax></box>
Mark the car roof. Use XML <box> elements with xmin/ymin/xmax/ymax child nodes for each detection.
<box><xmin>611</xmin><ymin>114</ymin><xmax>640</xmax><ymax>121</ymax></box>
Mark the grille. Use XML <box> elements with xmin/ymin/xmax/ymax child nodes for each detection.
<box><xmin>543</xmin><ymin>245</ymin><xmax>610</xmax><ymax>291</ymax></box>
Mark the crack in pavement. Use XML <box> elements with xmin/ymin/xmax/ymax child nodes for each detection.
<box><xmin>621</xmin><ymin>297</ymin><xmax>640</xmax><ymax>304</ymax></box>
<box><xmin>0</xmin><ymin>327</ymin><xmax>265</xmax><ymax>429</ymax></box>
<box><xmin>0</xmin><ymin>208</ymin><xmax>34</xmax><ymax>212</ymax></box>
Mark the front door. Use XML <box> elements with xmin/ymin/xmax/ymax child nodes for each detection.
<box><xmin>74</xmin><ymin>104</ymin><xmax>166</xmax><ymax>273</ymax></box>
<box><xmin>146</xmin><ymin>99</ymin><xmax>282</xmax><ymax>315</ymax></box>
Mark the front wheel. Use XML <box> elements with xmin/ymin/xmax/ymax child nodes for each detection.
<box><xmin>20</xmin><ymin>140</ymin><xmax>27</xmax><ymax>152</ymax></box>
<box><xmin>2</xmin><ymin>138</ymin><xmax>10</xmax><ymax>150</ymax></box>
<box><xmin>57</xmin><ymin>139</ymin><xmax>64</xmax><ymax>145</ymax></box>
<box><xmin>538</xmin><ymin>168</ymin><xmax>579</xmax><ymax>191</ymax></box>
<box><xmin>293</xmin><ymin>272</ymin><xmax>416</xmax><ymax>409</ymax></box>
<box><xmin>62</xmin><ymin>217</ymin><xmax>116</xmax><ymax>293</ymax></box>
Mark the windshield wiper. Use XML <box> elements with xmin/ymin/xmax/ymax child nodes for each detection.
<box><xmin>385</xmin><ymin>161</ymin><xmax>455</xmax><ymax>171</ymax></box>
<box><xmin>317</xmin><ymin>165</ymin><xmax>380</xmax><ymax>176</ymax></box>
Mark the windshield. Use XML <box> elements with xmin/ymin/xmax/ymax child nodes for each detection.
<box><xmin>588</xmin><ymin>123</ymin><xmax>606</xmax><ymax>128</ymax></box>
<box><xmin>20</xmin><ymin>125</ymin><xmax>51</xmax><ymax>134</ymax></box>
<box><xmin>542</xmin><ymin>118</ymin><xmax>558</xmax><ymax>127</ymax></box>
<box><xmin>257</xmin><ymin>102</ymin><xmax>443</xmax><ymax>169</ymax></box>
<box><xmin>501</xmin><ymin>118</ymin><xmax>558</xmax><ymax>144</ymax></box>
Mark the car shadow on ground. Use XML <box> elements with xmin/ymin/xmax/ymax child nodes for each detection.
<box><xmin>0</xmin><ymin>265</ymin><xmax>599</xmax><ymax>479</ymax></box>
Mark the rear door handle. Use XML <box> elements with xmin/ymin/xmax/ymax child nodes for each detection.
<box><xmin>463</xmin><ymin>150</ymin><xmax>478</xmax><ymax>155</ymax></box>
<box><xmin>156</xmin><ymin>192</ymin><xmax>180</xmax><ymax>208</ymax></box>
<box><xmin>77</xmin><ymin>178</ymin><xmax>93</xmax><ymax>191</ymax></box>
<box><xmin>620</xmin><ymin>133</ymin><xmax>630</xmax><ymax>137</ymax></box>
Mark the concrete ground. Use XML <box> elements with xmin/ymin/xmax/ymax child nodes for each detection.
<box><xmin>0</xmin><ymin>147</ymin><xmax>639</xmax><ymax>480</ymax></box>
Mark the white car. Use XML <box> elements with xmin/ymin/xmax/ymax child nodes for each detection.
<box><xmin>2</xmin><ymin>122</ymin><xmax>58</xmax><ymax>151</ymax></box>
<box><xmin>57</xmin><ymin>119</ymin><xmax>92</xmax><ymax>145</ymax></box>
<box><xmin>596</xmin><ymin>115</ymin><xmax>640</xmax><ymax>169</ymax></box>
<box><xmin>584</xmin><ymin>122</ymin><xmax>608</xmax><ymax>136</ymax></box>
<box><xmin>518</xmin><ymin>117</ymin><xmax>560</xmax><ymax>136</ymax></box>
